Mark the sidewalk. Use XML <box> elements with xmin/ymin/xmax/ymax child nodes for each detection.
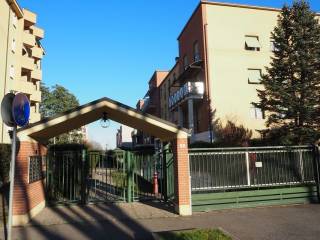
<box><xmin>1</xmin><ymin>202</ymin><xmax>320</xmax><ymax>240</ymax></box>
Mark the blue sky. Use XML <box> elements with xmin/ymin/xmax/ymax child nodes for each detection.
<box><xmin>19</xmin><ymin>0</ymin><xmax>320</xmax><ymax>149</ymax></box>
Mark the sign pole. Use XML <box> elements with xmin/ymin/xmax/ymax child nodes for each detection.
<box><xmin>7</xmin><ymin>125</ymin><xmax>17</xmax><ymax>240</ymax></box>
<box><xmin>1</xmin><ymin>92</ymin><xmax>30</xmax><ymax>240</ymax></box>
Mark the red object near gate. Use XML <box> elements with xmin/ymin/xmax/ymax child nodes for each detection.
<box><xmin>153</xmin><ymin>172</ymin><xmax>158</xmax><ymax>194</ymax></box>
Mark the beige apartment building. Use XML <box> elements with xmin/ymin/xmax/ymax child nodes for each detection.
<box><xmin>152</xmin><ymin>1</ymin><xmax>319</xmax><ymax>143</ymax></box>
<box><xmin>0</xmin><ymin>0</ymin><xmax>44</xmax><ymax>143</ymax></box>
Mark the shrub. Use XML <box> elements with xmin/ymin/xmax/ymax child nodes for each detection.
<box><xmin>190</xmin><ymin>121</ymin><xmax>252</xmax><ymax>148</ymax></box>
<box><xmin>0</xmin><ymin>144</ymin><xmax>11</xmax><ymax>185</ymax></box>
<box><xmin>214</xmin><ymin>120</ymin><xmax>252</xmax><ymax>147</ymax></box>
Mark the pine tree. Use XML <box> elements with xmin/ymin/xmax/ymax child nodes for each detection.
<box><xmin>255</xmin><ymin>0</ymin><xmax>320</xmax><ymax>145</ymax></box>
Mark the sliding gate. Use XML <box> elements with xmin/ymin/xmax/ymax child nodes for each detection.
<box><xmin>190</xmin><ymin>146</ymin><xmax>320</xmax><ymax>211</ymax></box>
<box><xmin>46</xmin><ymin>147</ymin><xmax>174</xmax><ymax>204</ymax></box>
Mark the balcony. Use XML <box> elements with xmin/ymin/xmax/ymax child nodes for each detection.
<box><xmin>23</xmin><ymin>32</ymin><xmax>35</xmax><ymax>47</ymax></box>
<box><xmin>30</xmin><ymin>91</ymin><xmax>41</xmax><ymax>102</ymax></box>
<box><xmin>21</xmin><ymin>56</ymin><xmax>34</xmax><ymax>70</ymax></box>
<box><xmin>32</xmin><ymin>47</ymin><xmax>43</xmax><ymax>59</ymax></box>
<box><xmin>23</xmin><ymin>9</ymin><xmax>37</xmax><ymax>25</ymax></box>
<box><xmin>31</xmin><ymin>69</ymin><xmax>42</xmax><ymax>81</ymax></box>
<box><xmin>169</xmin><ymin>81</ymin><xmax>204</xmax><ymax>109</ymax></box>
<box><xmin>12</xmin><ymin>78</ymin><xmax>36</xmax><ymax>95</ymax></box>
<box><xmin>30</xmin><ymin>113</ymin><xmax>41</xmax><ymax>123</ymax></box>
<box><xmin>30</xmin><ymin>26</ymin><xmax>44</xmax><ymax>39</ymax></box>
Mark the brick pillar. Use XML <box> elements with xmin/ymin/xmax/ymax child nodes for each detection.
<box><xmin>172</xmin><ymin>137</ymin><xmax>191</xmax><ymax>215</ymax></box>
<box><xmin>12</xmin><ymin>141</ymin><xmax>47</xmax><ymax>225</ymax></box>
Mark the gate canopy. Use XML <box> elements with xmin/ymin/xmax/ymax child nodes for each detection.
<box><xmin>17</xmin><ymin>97</ymin><xmax>189</xmax><ymax>143</ymax></box>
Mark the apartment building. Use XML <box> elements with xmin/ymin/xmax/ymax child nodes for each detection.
<box><xmin>0</xmin><ymin>0</ymin><xmax>44</xmax><ymax>143</ymax></box>
<box><xmin>134</xmin><ymin>71</ymin><xmax>168</xmax><ymax>146</ymax></box>
<box><xmin>145</xmin><ymin>1</ymin><xmax>293</xmax><ymax>143</ymax></box>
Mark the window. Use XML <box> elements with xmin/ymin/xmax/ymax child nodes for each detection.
<box><xmin>9</xmin><ymin>65</ymin><xmax>14</xmax><ymax>79</ymax></box>
<box><xmin>12</xmin><ymin>13</ymin><xmax>17</xmax><ymax>28</ymax></box>
<box><xmin>193</xmin><ymin>41</ymin><xmax>201</xmax><ymax>62</ymax></box>
<box><xmin>183</xmin><ymin>55</ymin><xmax>188</xmax><ymax>70</ymax></box>
<box><xmin>28</xmin><ymin>156</ymin><xmax>44</xmax><ymax>183</ymax></box>
<box><xmin>245</xmin><ymin>36</ymin><xmax>261</xmax><ymax>51</ymax></box>
<box><xmin>11</xmin><ymin>39</ymin><xmax>16</xmax><ymax>53</ymax></box>
<box><xmin>250</xmin><ymin>105</ymin><xmax>264</xmax><ymax>119</ymax></box>
<box><xmin>248</xmin><ymin>69</ymin><xmax>262</xmax><ymax>84</ymax></box>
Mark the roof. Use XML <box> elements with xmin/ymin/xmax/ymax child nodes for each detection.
<box><xmin>18</xmin><ymin>97</ymin><xmax>189</xmax><ymax>143</ymax></box>
<box><xmin>6</xmin><ymin>0</ymin><xmax>23</xmax><ymax>18</ymax></box>
<box><xmin>177</xmin><ymin>0</ymin><xmax>320</xmax><ymax>40</ymax></box>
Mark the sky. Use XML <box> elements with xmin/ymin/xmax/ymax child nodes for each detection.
<box><xmin>19</xmin><ymin>0</ymin><xmax>320</xmax><ymax>149</ymax></box>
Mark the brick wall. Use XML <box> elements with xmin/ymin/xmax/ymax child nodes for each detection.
<box><xmin>172</xmin><ymin>138</ymin><xmax>191</xmax><ymax>206</ymax></box>
<box><xmin>13</xmin><ymin>141</ymin><xmax>47</xmax><ymax>215</ymax></box>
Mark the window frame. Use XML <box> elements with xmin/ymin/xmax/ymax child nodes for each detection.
<box><xmin>250</xmin><ymin>105</ymin><xmax>264</xmax><ymax>120</ymax></box>
<box><xmin>12</xmin><ymin>13</ymin><xmax>17</xmax><ymax>28</ymax></box>
<box><xmin>245</xmin><ymin>36</ymin><xmax>261</xmax><ymax>51</ymax></box>
<box><xmin>247</xmin><ymin>68</ymin><xmax>262</xmax><ymax>84</ymax></box>
<box><xmin>9</xmin><ymin>65</ymin><xmax>15</xmax><ymax>79</ymax></box>
<box><xmin>193</xmin><ymin>41</ymin><xmax>201</xmax><ymax>62</ymax></box>
<box><xmin>11</xmin><ymin>38</ymin><xmax>16</xmax><ymax>53</ymax></box>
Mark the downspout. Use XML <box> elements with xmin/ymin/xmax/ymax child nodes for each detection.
<box><xmin>203</xmin><ymin>13</ymin><xmax>213</xmax><ymax>143</ymax></box>
<box><xmin>2</xmin><ymin>8</ymin><xmax>12</xmax><ymax>143</ymax></box>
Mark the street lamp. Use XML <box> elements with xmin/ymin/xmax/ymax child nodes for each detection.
<box><xmin>100</xmin><ymin>112</ymin><xmax>110</xmax><ymax>128</ymax></box>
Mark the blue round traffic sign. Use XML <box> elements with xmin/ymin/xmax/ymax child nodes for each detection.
<box><xmin>12</xmin><ymin>93</ymin><xmax>30</xmax><ymax>127</ymax></box>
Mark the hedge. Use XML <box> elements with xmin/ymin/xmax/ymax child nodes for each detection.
<box><xmin>0</xmin><ymin>144</ymin><xmax>11</xmax><ymax>185</ymax></box>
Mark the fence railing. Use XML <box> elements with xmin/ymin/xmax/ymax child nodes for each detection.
<box><xmin>189</xmin><ymin>146</ymin><xmax>317</xmax><ymax>192</ymax></box>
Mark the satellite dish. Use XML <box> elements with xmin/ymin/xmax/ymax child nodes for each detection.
<box><xmin>1</xmin><ymin>93</ymin><xmax>15</xmax><ymax>127</ymax></box>
<box><xmin>12</xmin><ymin>93</ymin><xmax>30</xmax><ymax>127</ymax></box>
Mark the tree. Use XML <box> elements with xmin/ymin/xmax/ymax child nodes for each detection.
<box><xmin>255</xmin><ymin>0</ymin><xmax>320</xmax><ymax>145</ymax></box>
<box><xmin>40</xmin><ymin>84</ymin><xmax>79</xmax><ymax>118</ymax></box>
<box><xmin>40</xmin><ymin>83</ymin><xmax>84</xmax><ymax>144</ymax></box>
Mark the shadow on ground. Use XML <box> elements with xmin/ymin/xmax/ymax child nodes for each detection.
<box><xmin>7</xmin><ymin>201</ymin><xmax>176</xmax><ymax>240</ymax></box>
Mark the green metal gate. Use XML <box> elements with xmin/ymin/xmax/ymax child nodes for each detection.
<box><xmin>46</xmin><ymin>150</ymin><xmax>86</xmax><ymax>204</ymax></box>
<box><xmin>46</xmin><ymin>146</ymin><xmax>174</xmax><ymax>204</ymax></box>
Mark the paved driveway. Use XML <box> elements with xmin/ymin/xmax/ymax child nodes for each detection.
<box><xmin>0</xmin><ymin>203</ymin><xmax>319</xmax><ymax>240</ymax></box>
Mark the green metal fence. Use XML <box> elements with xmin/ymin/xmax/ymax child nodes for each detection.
<box><xmin>190</xmin><ymin>146</ymin><xmax>320</xmax><ymax>211</ymax></box>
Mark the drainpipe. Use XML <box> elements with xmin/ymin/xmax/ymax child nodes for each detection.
<box><xmin>203</xmin><ymin>23</ymin><xmax>213</xmax><ymax>143</ymax></box>
<box><xmin>2</xmin><ymin>7</ymin><xmax>11</xmax><ymax>143</ymax></box>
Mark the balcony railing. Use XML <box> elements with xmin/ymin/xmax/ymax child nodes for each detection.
<box><xmin>31</xmin><ymin>26</ymin><xmax>44</xmax><ymax>39</ymax></box>
<box><xmin>13</xmin><ymin>78</ymin><xmax>37</xmax><ymax>95</ymax></box>
<box><xmin>32</xmin><ymin>47</ymin><xmax>43</xmax><ymax>59</ymax></box>
<box><xmin>30</xmin><ymin>113</ymin><xmax>41</xmax><ymax>123</ymax></box>
<box><xmin>31</xmin><ymin>69</ymin><xmax>42</xmax><ymax>81</ymax></box>
<box><xmin>169</xmin><ymin>82</ymin><xmax>204</xmax><ymax>109</ymax></box>
<box><xmin>21</xmin><ymin>56</ymin><xmax>34</xmax><ymax>70</ymax></box>
<box><xmin>30</xmin><ymin>91</ymin><xmax>41</xmax><ymax>102</ymax></box>
<box><xmin>23</xmin><ymin>9</ymin><xmax>37</xmax><ymax>24</ymax></box>
<box><xmin>23</xmin><ymin>32</ymin><xmax>35</xmax><ymax>47</ymax></box>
